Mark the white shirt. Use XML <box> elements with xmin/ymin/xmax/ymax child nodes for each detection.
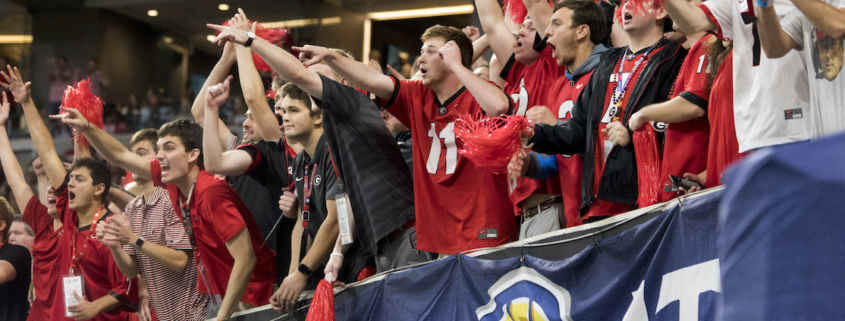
<box><xmin>702</xmin><ymin>0</ymin><xmax>812</xmax><ymax>152</ymax></box>
<box><xmin>781</xmin><ymin>0</ymin><xmax>845</xmax><ymax>138</ymax></box>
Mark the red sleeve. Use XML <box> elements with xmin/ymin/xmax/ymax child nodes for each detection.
<box><xmin>677</xmin><ymin>38</ymin><xmax>712</xmax><ymax>111</ymax></box>
<box><xmin>150</xmin><ymin>159</ymin><xmax>164</xmax><ymax>187</ymax></box>
<box><xmin>23</xmin><ymin>196</ymin><xmax>52</xmax><ymax>237</ymax></box>
<box><xmin>53</xmin><ymin>175</ymin><xmax>72</xmax><ymax>224</ymax></box>
<box><xmin>378</xmin><ymin>77</ymin><xmax>423</xmax><ymax>128</ymax></box>
<box><xmin>235</xmin><ymin>144</ymin><xmax>261</xmax><ymax>175</ymax></box>
<box><xmin>500</xmin><ymin>53</ymin><xmax>526</xmax><ymax>86</ymax></box>
<box><xmin>202</xmin><ymin>185</ymin><xmax>247</xmax><ymax>243</ymax></box>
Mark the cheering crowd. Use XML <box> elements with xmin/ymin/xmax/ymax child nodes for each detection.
<box><xmin>0</xmin><ymin>0</ymin><xmax>842</xmax><ymax>319</ymax></box>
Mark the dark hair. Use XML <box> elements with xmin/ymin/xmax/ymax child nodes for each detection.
<box><xmin>0</xmin><ymin>197</ymin><xmax>12</xmax><ymax>240</ymax></box>
<box><xmin>421</xmin><ymin>25</ymin><xmax>474</xmax><ymax>69</ymax></box>
<box><xmin>158</xmin><ymin>119</ymin><xmax>204</xmax><ymax>169</ymax></box>
<box><xmin>706</xmin><ymin>39</ymin><xmax>732</xmax><ymax>90</ymax></box>
<box><xmin>280</xmin><ymin>83</ymin><xmax>315</xmax><ymax>116</ymax></box>
<box><xmin>12</xmin><ymin>215</ymin><xmax>34</xmax><ymax>237</ymax></box>
<box><xmin>130</xmin><ymin>128</ymin><xmax>159</xmax><ymax>153</ymax></box>
<box><xmin>554</xmin><ymin>0</ymin><xmax>609</xmax><ymax>45</ymax></box>
<box><xmin>70</xmin><ymin>157</ymin><xmax>112</xmax><ymax>204</ymax></box>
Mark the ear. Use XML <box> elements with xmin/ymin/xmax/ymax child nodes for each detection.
<box><xmin>312</xmin><ymin>107</ymin><xmax>323</xmax><ymax>127</ymax></box>
<box><xmin>187</xmin><ymin>148</ymin><xmax>201</xmax><ymax>164</ymax></box>
<box><xmin>340</xmin><ymin>77</ymin><xmax>350</xmax><ymax>86</ymax></box>
<box><xmin>93</xmin><ymin>182</ymin><xmax>106</xmax><ymax>200</ymax></box>
<box><xmin>655</xmin><ymin>7</ymin><xmax>668</xmax><ymax>21</ymax></box>
<box><xmin>576</xmin><ymin>25</ymin><xmax>590</xmax><ymax>42</ymax></box>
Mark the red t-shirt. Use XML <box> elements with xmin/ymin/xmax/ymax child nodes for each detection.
<box><xmin>503</xmin><ymin>46</ymin><xmax>567</xmax><ymax>210</ymax></box>
<box><xmin>706</xmin><ymin>50</ymin><xmax>746</xmax><ymax>187</ymax></box>
<box><xmin>52</xmin><ymin>181</ymin><xmax>135</xmax><ymax>321</ymax></box>
<box><xmin>381</xmin><ymin>78</ymin><xmax>518</xmax><ymax>254</ymax></box>
<box><xmin>590</xmin><ymin>46</ymin><xmax>667</xmax><ymax>219</ymax></box>
<box><xmin>149</xmin><ymin>159</ymin><xmax>275</xmax><ymax>306</ymax></box>
<box><xmin>545</xmin><ymin>70</ymin><xmax>594</xmax><ymax>228</ymax></box>
<box><xmin>23</xmin><ymin>196</ymin><xmax>62</xmax><ymax>321</ymax></box>
<box><xmin>660</xmin><ymin>35</ymin><xmax>714</xmax><ymax>201</ymax></box>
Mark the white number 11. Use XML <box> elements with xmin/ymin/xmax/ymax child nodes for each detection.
<box><xmin>426</xmin><ymin>122</ymin><xmax>457</xmax><ymax>174</ymax></box>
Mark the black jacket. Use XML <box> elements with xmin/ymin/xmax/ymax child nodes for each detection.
<box><xmin>531</xmin><ymin>41</ymin><xmax>686</xmax><ymax>217</ymax></box>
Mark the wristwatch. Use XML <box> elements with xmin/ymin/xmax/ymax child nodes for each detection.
<box><xmin>297</xmin><ymin>263</ymin><xmax>313</xmax><ymax>277</ymax></box>
<box><xmin>134</xmin><ymin>237</ymin><xmax>146</xmax><ymax>250</ymax></box>
<box><xmin>244</xmin><ymin>31</ymin><xmax>256</xmax><ymax>47</ymax></box>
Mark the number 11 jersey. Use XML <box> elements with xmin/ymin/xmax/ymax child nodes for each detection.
<box><xmin>381</xmin><ymin>76</ymin><xmax>517</xmax><ymax>254</ymax></box>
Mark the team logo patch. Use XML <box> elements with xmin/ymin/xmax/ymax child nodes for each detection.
<box><xmin>288</xmin><ymin>166</ymin><xmax>293</xmax><ymax>175</ymax></box>
<box><xmin>438</xmin><ymin>106</ymin><xmax>448</xmax><ymax>116</ymax></box>
<box><xmin>476</xmin><ymin>266</ymin><xmax>574</xmax><ymax>321</ymax></box>
<box><xmin>314</xmin><ymin>175</ymin><xmax>322</xmax><ymax>186</ymax></box>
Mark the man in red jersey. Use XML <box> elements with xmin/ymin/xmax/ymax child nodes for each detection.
<box><xmin>511</xmin><ymin>0</ymin><xmax>610</xmax><ymax>229</ymax></box>
<box><xmin>55</xmin><ymin>110</ymin><xmax>276</xmax><ymax>319</ymax></box>
<box><xmin>294</xmin><ymin>25</ymin><xmax>516</xmax><ymax>255</ymax></box>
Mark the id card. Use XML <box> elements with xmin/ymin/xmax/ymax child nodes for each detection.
<box><xmin>62</xmin><ymin>274</ymin><xmax>85</xmax><ymax>317</ymax></box>
<box><xmin>335</xmin><ymin>193</ymin><xmax>354</xmax><ymax>245</ymax></box>
<box><xmin>602</xmin><ymin>140</ymin><xmax>614</xmax><ymax>163</ymax></box>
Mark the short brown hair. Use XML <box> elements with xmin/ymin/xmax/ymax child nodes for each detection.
<box><xmin>0</xmin><ymin>197</ymin><xmax>15</xmax><ymax>240</ymax></box>
<box><xmin>280</xmin><ymin>83</ymin><xmax>314</xmax><ymax>116</ymax></box>
<box><xmin>158</xmin><ymin>119</ymin><xmax>204</xmax><ymax>169</ymax></box>
<box><xmin>554</xmin><ymin>0</ymin><xmax>608</xmax><ymax>45</ymax></box>
<box><xmin>330</xmin><ymin>48</ymin><xmax>355</xmax><ymax>60</ymax></box>
<box><xmin>421</xmin><ymin>25</ymin><xmax>474</xmax><ymax>69</ymax></box>
<box><xmin>271</xmin><ymin>75</ymin><xmax>287</xmax><ymax>93</ymax></box>
<box><xmin>130</xmin><ymin>128</ymin><xmax>159</xmax><ymax>153</ymax></box>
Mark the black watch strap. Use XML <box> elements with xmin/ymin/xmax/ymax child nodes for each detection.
<box><xmin>244</xmin><ymin>32</ymin><xmax>255</xmax><ymax>47</ymax></box>
<box><xmin>135</xmin><ymin>237</ymin><xmax>145</xmax><ymax>248</ymax></box>
<box><xmin>297</xmin><ymin>263</ymin><xmax>313</xmax><ymax>276</ymax></box>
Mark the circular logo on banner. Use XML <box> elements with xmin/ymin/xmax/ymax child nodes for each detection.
<box><xmin>476</xmin><ymin>267</ymin><xmax>573</xmax><ymax>321</ymax></box>
<box><xmin>438</xmin><ymin>106</ymin><xmax>448</xmax><ymax>116</ymax></box>
<box><xmin>314</xmin><ymin>175</ymin><xmax>322</xmax><ymax>186</ymax></box>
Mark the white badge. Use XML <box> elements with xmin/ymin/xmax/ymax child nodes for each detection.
<box><xmin>62</xmin><ymin>274</ymin><xmax>85</xmax><ymax>317</ymax></box>
<box><xmin>603</xmin><ymin>139</ymin><xmax>614</xmax><ymax>164</ymax></box>
<box><xmin>335</xmin><ymin>193</ymin><xmax>354</xmax><ymax>245</ymax></box>
<box><xmin>508</xmin><ymin>177</ymin><xmax>517</xmax><ymax>195</ymax></box>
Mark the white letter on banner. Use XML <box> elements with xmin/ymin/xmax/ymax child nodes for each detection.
<box><xmin>622</xmin><ymin>280</ymin><xmax>649</xmax><ymax>321</ymax></box>
<box><xmin>655</xmin><ymin>259</ymin><xmax>722</xmax><ymax>321</ymax></box>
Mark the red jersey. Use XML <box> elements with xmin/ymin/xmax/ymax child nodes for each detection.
<box><xmin>53</xmin><ymin>181</ymin><xmax>135</xmax><ymax>321</ymax></box>
<box><xmin>23</xmin><ymin>196</ymin><xmax>62</xmax><ymax>321</ymax></box>
<box><xmin>382</xmin><ymin>77</ymin><xmax>517</xmax><ymax>254</ymax></box>
<box><xmin>545</xmin><ymin>70</ymin><xmax>594</xmax><ymax>228</ymax></box>
<box><xmin>150</xmin><ymin>160</ymin><xmax>275</xmax><ymax>306</ymax></box>
<box><xmin>706</xmin><ymin>50</ymin><xmax>746</xmax><ymax>187</ymax></box>
<box><xmin>590</xmin><ymin>46</ymin><xmax>668</xmax><ymax>219</ymax></box>
<box><xmin>502</xmin><ymin>46</ymin><xmax>567</xmax><ymax>210</ymax></box>
<box><xmin>660</xmin><ymin>35</ymin><xmax>714</xmax><ymax>201</ymax></box>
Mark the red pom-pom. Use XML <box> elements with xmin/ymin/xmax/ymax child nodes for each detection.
<box><xmin>61</xmin><ymin>79</ymin><xmax>104</xmax><ymax>150</ymax></box>
<box><xmin>615</xmin><ymin>0</ymin><xmax>662</xmax><ymax>26</ymax></box>
<box><xmin>503</xmin><ymin>0</ymin><xmax>529</xmax><ymax>25</ymax></box>
<box><xmin>356</xmin><ymin>266</ymin><xmax>377</xmax><ymax>282</ymax></box>
<box><xmin>633</xmin><ymin>124</ymin><xmax>662</xmax><ymax>207</ymax></box>
<box><xmin>219</xmin><ymin>20</ymin><xmax>289</xmax><ymax>72</ymax></box>
<box><xmin>454</xmin><ymin>113</ymin><xmax>531</xmax><ymax>173</ymax></box>
<box><xmin>305</xmin><ymin>279</ymin><xmax>335</xmax><ymax>321</ymax></box>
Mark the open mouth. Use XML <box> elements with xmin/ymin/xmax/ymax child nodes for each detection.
<box><xmin>276</xmin><ymin>114</ymin><xmax>284</xmax><ymax>129</ymax></box>
<box><xmin>48</xmin><ymin>198</ymin><xmax>57</xmax><ymax>205</ymax></box>
<box><xmin>68</xmin><ymin>192</ymin><xmax>76</xmax><ymax>200</ymax></box>
<box><xmin>624</xmin><ymin>12</ymin><xmax>634</xmax><ymax>23</ymax></box>
<box><xmin>161</xmin><ymin>164</ymin><xmax>170</xmax><ymax>174</ymax></box>
<box><xmin>420</xmin><ymin>67</ymin><xmax>428</xmax><ymax>76</ymax></box>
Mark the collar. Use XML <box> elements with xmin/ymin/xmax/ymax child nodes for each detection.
<box><xmin>76</xmin><ymin>208</ymin><xmax>112</xmax><ymax>232</ymax></box>
<box><xmin>144</xmin><ymin>186</ymin><xmax>168</xmax><ymax>207</ymax></box>
<box><xmin>304</xmin><ymin>135</ymin><xmax>328</xmax><ymax>164</ymax></box>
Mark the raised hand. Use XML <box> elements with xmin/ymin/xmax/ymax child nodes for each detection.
<box><xmin>0</xmin><ymin>92</ymin><xmax>10</xmax><ymax>125</ymax></box>
<box><xmin>95</xmin><ymin>218</ymin><xmax>121</xmax><ymax>248</ymax></box>
<box><xmin>0</xmin><ymin>65</ymin><xmax>31</xmax><ymax>102</ymax></box>
<box><xmin>207</xmin><ymin>23</ymin><xmax>249</xmax><ymax>46</ymax></box>
<box><xmin>462</xmin><ymin>26</ymin><xmax>481</xmax><ymax>42</ymax></box>
<box><xmin>438</xmin><ymin>41</ymin><xmax>463</xmax><ymax>71</ymax></box>
<box><xmin>292</xmin><ymin>45</ymin><xmax>333</xmax><ymax>67</ymax></box>
<box><xmin>32</xmin><ymin>158</ymin><xmax>45</xmax><ymax>177</ymax></box>
<box><xmin>525</xmin><ymin>106</ymin><xmax>558</xmax><ymax>126</ymax></box>
<box><xmin>230</xmin><ymin>8</ymin><xmax>252</xmax><ymax>31</ymax></box>
<box><xmin>367</xmin><ymin>59</ymin><xmax>383</xmax><ymax>74</ymax></box>
<box><xmin>48</xmin><ymin>107</ymin><xmax>90</xmax><ymax>133</ymax></box>
<box><xmin>205</xmin><ymin>75</ymin><xmax>233</xmax><ymax>111</ymax></box>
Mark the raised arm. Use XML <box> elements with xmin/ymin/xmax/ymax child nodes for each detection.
<box><xmin>1</xmin><ymin>66</ymin><xmax>66</xmax><ymax>188</ymax></box>
<box><xmin>524</xmin><ymin>0</ymin><xmax>554</xmax><ymax>36</ymax></box>
<box><xmin>0</xmin><ymin>93</ymin><xmax>34</xmax><ymax>212</ymax></box>
<box><xmin>51</xmin><ymin>108</ymin><xmax>152</xmax><ymax>181</ymax></box>
<box><xmin>191</xmin><ymin>42</ymin><xmax>236</xmax><ymax>150</ymax></box>
<box><xmin>203</xmin><ymin>76</ymin><xmax>257</xmax><ymax>176</ymax></box>
<box><xmin>757</xmin><ymin>4</ymin><xmax>801</xmax><ymax>58</ymax></box>
<box><xmin>475</xmin><ymin>0</ymin><xmax>519</xmax><ymax>61</ymax></box>
<box><xmin>791</xmin><ymin>0</ymin><xmax>845</xmax><ymax>39</ymax></box>
<box><xmin>663</xmin><ymin>0</ymin><xmax>718</xmax><ymax>35</ymax></box>
<box><xmin>442</xmin><ymin>41</ymin><xmax>511</xmax><ymax>116</ymax></box>
<box><xmin>233</xmin><ymin>23</ymin><xmax>282</xmax><ymax>141</ymax></box>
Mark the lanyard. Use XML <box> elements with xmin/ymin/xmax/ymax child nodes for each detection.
<box><xmin>611</xmin><ymin>38</ymin><xmax>665</xmax><ymax>110</ymax></box>
<box><xmin>70</xmin><ymin>205</ymin><xmax>105</xmax><ymax>273</ymax></box>
<box><xmin>301</xmin><ymin>163</ymin><xmax>317</xmax><ymax>229</ymax></box>
<box><xmin>178</xmin><ymin>180</ymin><xmax>199</xmax><ymax>253</ymax></box>
<box><xmin>326</xmin><ymin>146</ymin><xmax>344</xmax><ymax>192</ymax></box>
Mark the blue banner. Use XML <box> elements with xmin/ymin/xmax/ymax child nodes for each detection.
<box><xmin>334</xmin><ymin>191</ymin><xmax>723</xmax><ymax>321</ymax></box>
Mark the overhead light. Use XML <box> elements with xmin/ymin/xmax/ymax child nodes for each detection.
<box><xmin>163</xmin><ymin>36</ymin><xmax>173</xmax><ymax>44</ymax></box>
<box><xmin>367</xmin><ymin>5</ymin><xmax>475</xmax><ymax>20</ymax></box>
<box><xmin>260</xmin><ymin>17</ymin><xmax>342</xmax><ymax>29</ymax></box>
<box><xmin>206</xmin><ymin>35</ymin><xmax>216</xmax><ymax>42</ymax></box>
<box><xmin>0</xmin><ymin>35</ymin><xmax>32</xmax><ymax>44</ymax></box>
<box><xmin>147</xmin><ymin>9</ymin><xmax>158</xmax><ymax>17</ymax></box>
<box><xmin>218</xmin><ymin>4</ymin><xmax>229</xmax><ymax>11</ymax></box>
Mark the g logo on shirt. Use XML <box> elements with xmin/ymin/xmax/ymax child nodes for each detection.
<box><xmin>601</xmin><ymin>104</ymin><xmax>618</xmax><ymax>124</ymax></box>
<box><xmin>288</xmin><ymin>166</ymin><xmax>293</xmax><ymax>175</ymax></box>
<box><xmin>476</xmin><ymin>266</ymin><xmax>573</xmax><ymax>321</ymax></box>
<box><xmin>314</xmin><ymin>175</ymin><xmax>322</xmax><ymax>186</ymax></box>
